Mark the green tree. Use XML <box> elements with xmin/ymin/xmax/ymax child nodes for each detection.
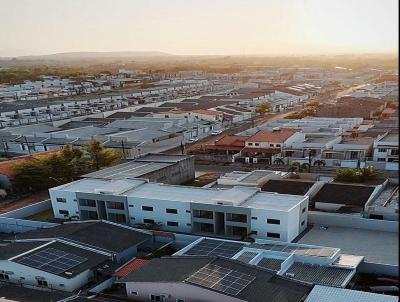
<box><xmin>84</xmin><ymin>139</ymin><xmax>122</xmax><ymax>171</ymax></box>
<box><xmin>255</xmin><ymin>102</ymin><xmax>272</xmax><ymax>115</ymax></box>
<box><xmin>288</xmin><ymin>161</ymin><xmax>301</xmax><ymax>172</ymax></box>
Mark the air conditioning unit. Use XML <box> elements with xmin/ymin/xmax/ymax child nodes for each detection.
<box><xmin>285</xmin><ymin>273</ymin><xmax>295</xmax><ymax>278</ymax></box>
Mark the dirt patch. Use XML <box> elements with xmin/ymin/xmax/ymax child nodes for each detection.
<box><xmin>0</xmin><ymin>191</ymin><xmax>49</xmax><ymax>214</ymax></box>
<box><xmin>182</xmin><ymin>172</ymin><xmax>221</xmax><ymax>187</ymax></box>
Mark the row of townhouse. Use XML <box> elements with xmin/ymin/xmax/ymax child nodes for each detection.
<box><xmin>49</xmin><ymin>177</ymin><xmax>309</xmax><ymax>242</ymax></box>
<box><xmin>0</xmin><ymin>115</ymin><xmax>217</xmax><ymax>156</ymax></box>
<box><xmin>0</xmin><ymin>79</ymin><xmax>230</xmax><ymax>127</ymax></box>
<box><xmin>204</xmin><ymin>117</ymin><xmax>398</xmax><ymax>170</ymax></box>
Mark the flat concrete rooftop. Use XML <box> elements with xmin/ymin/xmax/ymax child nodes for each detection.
<box><xmin>298</xmin><ymin>225</ymin><xmax>398</xmax><ymax>265</ymax></box>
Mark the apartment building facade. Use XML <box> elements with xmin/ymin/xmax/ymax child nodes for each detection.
<box><xmin>49</xmin><ymin>178</ymin><xmax>308</xmax><ymax>242</ymax></box>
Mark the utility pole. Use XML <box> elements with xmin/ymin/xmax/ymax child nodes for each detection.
<box><xmin>121</xmin><ymin>140</ymin><xmax>126</xmax><ymax>159</ymax></box>
<box><xmin>23</xmin><ymin>136</ymin><xmax>31</xmax><ymax>155</ymax></box>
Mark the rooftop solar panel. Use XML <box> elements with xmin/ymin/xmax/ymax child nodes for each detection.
<box><xmin>256</xmin><ymin>258</ymin><xmax>284</xmax><ymax>272</ymax></box>
<box><xmin>186</xmin><ymin>264</ymin><xmax>255</xmax><ymax>296</ymax></box>
<box><xmin>16</xmin><ymin>248</ymin><xmax>87</xmax><ymax>275</ymax></box>
<box><xmin>236</xmin><ymin>251</ymin><xmax>259</xmax><ymax>264</ymax></box>
<box><xmin>184</xmin><ymin>239</ymin><xmax>244</xmax><ymax>258</ymax></box>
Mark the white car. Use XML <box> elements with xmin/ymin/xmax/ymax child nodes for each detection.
<box><xmin>188</xmin><ymin>138</ymin><xmax>198</xmax><ymax>143</ymax></box>
<box><xmin>211</xmin><ymin>130</ymin><xmax>223</xmax><ymax>135</ymax></box>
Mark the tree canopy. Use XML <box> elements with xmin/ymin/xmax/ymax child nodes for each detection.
<box><xmin>255</xmin><ymin>102</ymin><xmax>272</xmax><ymax>115</ymax></box>
<box><xmin>11</xmin><ymin>140</ymin><xmax>122</xmax><ymax>193</ymax></box>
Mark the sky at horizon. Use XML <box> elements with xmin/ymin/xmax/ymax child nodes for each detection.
<box><xmin>0</xmin><ymin>0</ymin><xmax>398</xmax><ymax>57</ymax></box>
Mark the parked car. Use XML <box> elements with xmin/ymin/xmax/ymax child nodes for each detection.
<box><xmin>188</xmin><ymin>138</ymin><xmax>199</xmax><ymax>143</ymax></box>
<box><xmin>211</xmin><ymin>130</ymin><xmax>223</xmax><ymax>135</ymax></box>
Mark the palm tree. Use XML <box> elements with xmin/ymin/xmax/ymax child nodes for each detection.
<box><xmin>313</xmin><ymin>159</ymin><xmax>326</xmax><ymax>170</ymax></box>
<box><xmin>273</xmin><ymin>158</ymin><xmax>285</xmax><ymax>166</ymax></box>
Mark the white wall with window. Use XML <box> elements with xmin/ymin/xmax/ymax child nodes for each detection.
<box><xmin>49</xmin><ymin>189</ymin><xmax>79</xmax><ymax>220</ymax></box>
<box><xmin>0</xmin><ymin>259</ymin><xmax>93</xmax><ymax>292</ymax></box>
<box><xmin>127</xmin><ymin>197</ymin><xmax>192</xmax><ymax>233</ymax></box>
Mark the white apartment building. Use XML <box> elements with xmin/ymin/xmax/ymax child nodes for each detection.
<box><xmin>373</xmin><ymin>132</ymin><xmax>399</xmax><ymax>171</ymax></box>
<box><xmin>49</xmin><ymin>178</ymin><xmax>308</xmax><ymax>242</ymax></box>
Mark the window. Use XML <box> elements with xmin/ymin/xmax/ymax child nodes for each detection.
<box><xmin>37</xmin><ymin>280</ymin><xmax>48</xmax><ymax>287</ymax></box>
<box><xmin>186</xmin><ymin>210</ymin><xmax>191</xmax><ymax>213</ymax></box>
<box><xmin>0</xmin><ymin>273</ymin><xmax>9</xmax><ymax>280</ymax></box>
<box><xmin>142</xmin><ymin>206</ymin><xmax>154</xmax><ymax>212</ymax></box>
<box><xmin>391</xmin><ymin>149</ymin><xmax>399</xmax><ymax>155</ymax></box>
<box><xmin>276</xmin><ymin>144</ymin><xmax>281</xmax><ymax>148</ymax></box>
<box><xmin>59</xmin><ymin>210</ymin><xmax>69</xmax><ymax>216</ymax></box>
<box><xmin>267</xmin><ymin>218</ymin><xmax>280</xmax><ymax>225</ymax></box>
<box><xmin>144</xmin><ymin>219</ymin><xmax>155</xmax><ymax>224</ymax></box>
<box><xmin>378</xmin><ymin>148</ymin><xmax>387</xmax><ymax>152</ymax></box>
<box><xmin>166</xmin><ymin>208</ymin><xmax>178</xmax><ymax>214</ymax></box>
<box><xmin>131</xmin><ymin>291</ymin><xmax>138</xmax><ymax>295</ymax></box>
<box><xmin>269</xmin><ymin>144</ymin><xmax>274</xmax><ymax>147</ymax></box>
<box><xmin>79</xmin><ymin>199</ymin><xmax>96</xmax><ymax>207</ymax></box>
<box><xmin>325</xmin><ymin>153</ymin><xmax>333</xmax><ymax>159</ymax></box>
<box><xmin>267</xmin><ymin>232</ymin><xmax>280</xmax><ymax>238</ymax></box>
<box><xmin>251</xmin><ymin>216</ymin><xmax>258</xmax><ymax>220</ymax></box>
<box><xmin>248</xmin><ymin>142</ymin><xmax>253</xmax><ymax>146</ymax></box>
<box><xmin>377</xmin><ymin>158</ymin><xmax>386</xmax><ymax>162</ymax></box>
<box><xmin>150</xmin><ymin>295</ymin><xmax>164</xmax><ymax>302</ymax></box>
<box><xmin>107</xmin><ymin>201</ymin><xmax>125</xmax><ymax>210</ymax></box>
<box><xmin>228</xmin><ymin>213</ymin><xmax>247</xmax><ymax>223</ymax></box>
<box><xmin>167</xmin><ymin>221</ymin><xmax>179</xmax><ymax>227</ymax></box>
<box><xmin>199</xmin><ymin>223</ymin><xmax>214</xmax><ymax>233</ymax></box>
<box><xmin>56</xmin><ymin>197</ymin><xmax>66</xmax><ymax>203</ymax></box>
<box><xmin>59</xmin><ymin>284</ymin><xmax>65</xmax><ymax>287</ymax></box>
<box><xmin>302</xmin><ymin>208</ymin><xmax>306</xmax><ymax>213</ymax></box>
<box><xmin>254</xmin><ymin>143</ymin><xmax>260</xmax><ymax>146</ymax></box>
<box><xmin>301</xmin><ymin>220</ymin><xmax>305</xmax><ymax>226</ymax></box>
<box><xmin>129</xmin><ymin>204</ymin><xmax>134</xmax><ymax>207</ymax></box>
<box><xmin>176</xmin><ymin>299</ymin><xmax>185</xmax><ymax>302</ymax></box>
<box><xmin>186</xmin><ymin>223</ymin><xmax>191</xmax><ymax>226</ymax></box>
<box><xmin>194</xmin><ymin>210</ymin><xmax>213</xmax><ymax>219</ymax></box>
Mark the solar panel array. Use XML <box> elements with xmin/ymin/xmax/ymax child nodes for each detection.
<box><xmin>251</xmin><ymin>243</ymin><xmax>336</xmax><ymax>258</ymax></box>
<box><xmin>236</xmin><ymin>251</ymin><xmax>258</xmax><ymax>264</ymax></box>
<box><xmin>184</xmin><ymin>239</ymin><xmax>244</xmax><ymax>258</ymax></box>
<box><xmin>256</xmin><ymin>258</ymin><xmax>284</xmax><ymax>272</ymax></box>
<box><xmin>285</xmin><ymin>262</ymin><xmax>353</xmax><ymax>287</ymax></box>
<box><xmin>186</xmin><ymin>264</ymin><xmax>255</xmax><ymax>296</ymax></box>
<box><xmin>16</xmin><ymin>248</ymin><xmax>87</xmax><ymax>275</ymax></box>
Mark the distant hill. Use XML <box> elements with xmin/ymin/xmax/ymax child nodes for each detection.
<box><xmin>1</xmin><ymin>51</ymin><xmax>173</xmax><ymax>61</ymax></box>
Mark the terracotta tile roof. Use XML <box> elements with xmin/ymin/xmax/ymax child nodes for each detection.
<box><xmin>114</xmin><ymin>258</ymin><xmax>150</xmax><ymax>277</ymax></box>
<box><xmin>247</xmin><ymin>128</ymin><xmax>297</xmax><ymax>143</ymax></box>
<box><xmin>0</xmin><ymin>150</ymin><xmax>59</xmax><ymax>178</ymax></box>
<box><xmin>215</xmin><ymin>135</ymin><xmax>247</xmax><ymax>147</ymax></box>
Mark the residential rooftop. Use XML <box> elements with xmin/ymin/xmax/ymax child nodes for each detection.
<box><xmin>298</xmin><ymin>225</ymin><xmax>398</xmax><ymax>265</ymax></box>
<box><xmin>261</xmin><ymin>179</ymin><xmax>315</xmax><ymax>196</ymax></box>
<box><xmin>0</xmin><ymin>283</ymin><xmax>72</xmax><ymax>302</ymax></box>
<box><xmin>305</xmin><ymin>285</ymin><xmax>398</xmax><ymax>302</ymax></box>
<box><xmin>311</xmin><ymin>183</ymin><xmax>376</xmax><ymax>207</ymax></box>
<box><xmin>14</xmin><ymin>221</ymin><xmax>152</xmax><ymax>253</ymax></box>
<box><xmin>118</xmin><ymin>256</ymin><xmax>312</xmax><ymax>302</ymax></box>
<box><xmin>54</xmin><ymin>178</ymin><xmax>306</xmax><ymax>211</ymax></box>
